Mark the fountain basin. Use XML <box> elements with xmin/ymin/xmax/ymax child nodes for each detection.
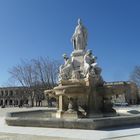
<box><xmin>5</xmin><ymin>110</ymin><xmax>140</xmax><ymax>130</ymax></box>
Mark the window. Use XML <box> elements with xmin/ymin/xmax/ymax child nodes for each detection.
<box><xmin>5</xmin><ymin>90</ymin><xmax>8</xmax><ymax>96</ymax></box>
<box><xmin>1</xmin><ymin>91</ymin><xmax>4</xmax><ymax>96</ymax></box>
<box><xmin>10</xmin><ymin>90</ymin><xmax>13</xmax><ymax>96</ymax></box>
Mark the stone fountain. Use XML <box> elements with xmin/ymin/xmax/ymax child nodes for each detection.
<box><xmin>6</xmin><ymin>19</ymin><xmax>140</xmax><ymax>130</ymax></box>
<box><xmin>51</xmin><ymin>18</ymin><xmax>115</xmax><ymax>119</ymax></box>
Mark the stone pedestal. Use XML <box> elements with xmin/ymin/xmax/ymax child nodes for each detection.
<box><xmin>54</xmin><ymin>80</ymin><xmax>89</xmax><ymax>119</ymax></box>
<box><xmin>53</xmin><ymin>76</ymin><xmax>109</xmax><ymax>119</ymax></box>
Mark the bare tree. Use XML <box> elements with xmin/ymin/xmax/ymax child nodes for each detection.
<box><xmin>130</xmin><ymin>66</ymin><xmax>140</xmax><ymax>87</ymax></box>
<box><xmin>9</xmin><ymin>60</ymin><xmax>33</xmax><ymax>87</ymax></box>
<box><xmin>31</xmin><ymin>57</ymin><xmax>60</xmax><ymax>88</ymax></box>
<box><xmin>9</xmin><ymin>57</ymin><xmax>60</xmax><ymax>88</ymax></box>
<box><xmin>8</xmin><ymin>57</ymin><xmax>60</xmax><ymax>106</ymax></box>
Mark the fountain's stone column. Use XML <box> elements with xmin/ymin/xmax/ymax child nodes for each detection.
<box><xmin>56</xmin><ymin>95</ymin><xmax>65</xmax><ymax>118</ymax></box>
<box><xmin>59</xmin><ymin>95</ymin><xmax>64</xmax><ymax>111</ymax></box>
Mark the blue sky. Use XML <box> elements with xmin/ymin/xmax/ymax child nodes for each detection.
<box><xmin>0</xmin><ymin>0</ymin><xmax>140</xmax><ymax>86</ymax></box>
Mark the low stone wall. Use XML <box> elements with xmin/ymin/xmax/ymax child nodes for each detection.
<box><xmin>5</xmin><ymin>110</ymin><xmax>140</xmax><ymax>130</ymax></box>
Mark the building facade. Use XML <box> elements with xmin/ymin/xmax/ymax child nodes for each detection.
<box><xmin>105</xmin><ymin>81</ymin><xmax>138</xmax><ymax>105</ymax></box>
<box><xmin>0</xmin><ymin>87</ymin><xmax>47</xmax><ymax>107</ymax></box>
<box><xmin>0</xmin><ymin>81</ymin><xmax>138</xmax><ymax>108</ymax></box>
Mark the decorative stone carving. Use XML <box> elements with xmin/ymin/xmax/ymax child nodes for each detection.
<box><xmin>67</xmin><ymin>97</ymin><xmax>78</xmax><ymax>112</ymax></box>
<box><xmin>59</xmin><ymin>54</ymin><xmax>73</xmax><ymax>81</ymax></box>
<box><xmin>58</xmin><ymin>19</ymin><xmax>102</xmax><ymax>82</ymax></box>
<box><xmin>83</xmin><ymin>50</ymin><xmax>97</xmax><ymax>77</ymax></box>
<box><xmin>71</xmin><ymin>19</ymin><xmax>88</xmax><ymax>51</ymax></box>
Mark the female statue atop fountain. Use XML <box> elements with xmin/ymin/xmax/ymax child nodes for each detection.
<box><xmin>71</xmin><ymin>19</ymin><xmax>88</xmax><ymax>51</ymax></box>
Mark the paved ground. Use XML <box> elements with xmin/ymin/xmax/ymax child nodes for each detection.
<box><xmin>0</xmin><ymin>106</ymin><xmax>140</xmax><ymax>140</ymax></box>
<box><xmin>0</xmin><ymin>132</ymin><xmax>80</xmax><ymax>140</ymax></box>
<box><xmin>0</xmin><ymin>106</ymin><xmax>53</xmax><ymax>117</ymax></box>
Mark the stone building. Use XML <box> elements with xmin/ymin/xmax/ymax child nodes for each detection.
<box><xmin>105</xmin><ymin>81</ymin><xmax>139</xmax><ymax>105</ymax></box>
<box><xmin>0</xmin><ymin>87</ymin><xmax>47</xmax><ymax>107</ymax></box>
<box><xmin>0</xmin><ymin>81</ymin><xmax>138</xmax><ymax>108</ymax></box>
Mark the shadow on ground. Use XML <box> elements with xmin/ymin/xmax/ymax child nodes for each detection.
<box><xmin>100</xmin><ymin>124</ymin><xmax>140</xmax><ymax>131</ymax></box>
<box><xmin>127</xmin><ymin>110</ymin><xmax>140</xmax><ymax>114</ymax></box>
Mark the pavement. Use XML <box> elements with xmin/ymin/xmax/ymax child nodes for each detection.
<box><xmin>0</xmin><ymin>106</ymin><xmax>140</xmax><ymax>140</ymax></box>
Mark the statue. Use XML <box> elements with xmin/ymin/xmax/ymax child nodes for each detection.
<box><xmin>71</xmin><ymin>19</ymin><xmax>88</xmax><ymax>51</ymax></box>
<box><xmin>84</xmin><ymin>50</ymin><xmax>101</xmax><ymax>77</ymax></box>
<box><xmin>59</xmin><ymin>54</ymin><xmax>73</xmax><ymax>80</ymax></box>
<box><xmin>59</xmin><ymin>19</ymin><xmax>101</xmax><ymax>81</ymax></box>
